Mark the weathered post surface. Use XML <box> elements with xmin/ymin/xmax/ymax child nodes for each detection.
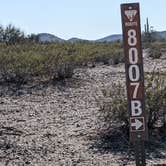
<box><xmin>121</xmin><ymin>3</ymin><xmax>148</xmax><ymax>166</ymax></box>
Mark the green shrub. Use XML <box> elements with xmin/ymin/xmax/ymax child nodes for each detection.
<box><xmin>97</xmin><ymin>72</ymin><xmax>166</xmax><ymax>137</ymax></box>
<box><xmin>146</xmin><ymin>71</ymin><xmax>166</xmax><ymax>129</ymax></box>
<box><xmin>97</xmin><ymin>82</ymin><xmax>128</xmax><ymax>128</ymax></box>
<box><xmin>0</xmin><ymin>44</ymin><xmax>77</xmax><ymax>84</ymax></box>
<box><xmin>143</xmin><ymin>41</ymin><xmax>166</xmax><ymax>59</ymax></box>
<box><xmin>0</xmin><ymin>45</ymin><xmax>46</xmax><ymax>84</ymax></box>
<box><xmin>0</xmin><ymin>42</ymin><xmax>123</xmax><ymax>85</ymax></box>
<box><xmin>150</xmin><ymin>48</ymin><xmax>162</xmax><ymax>59</ymax></box>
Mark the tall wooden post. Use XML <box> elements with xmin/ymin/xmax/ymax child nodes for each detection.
<box><xmin>121</xmin><ymin>3</ymin><xmax>148</xmax><ymax>165</ymax></box>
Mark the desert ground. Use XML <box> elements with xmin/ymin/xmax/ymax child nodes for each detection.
<box><xmin>0</xmin><ymin>53</ymin><xmax>166</xmax><ymax>166</ymax></box>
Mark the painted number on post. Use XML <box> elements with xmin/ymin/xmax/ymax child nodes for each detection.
<box><xmin>121</xmin><ymin>3</ymin><xmax>148</xmax><ymax>142</ymax></box>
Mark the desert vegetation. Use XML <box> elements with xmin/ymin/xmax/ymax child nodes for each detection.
<box><xmin>0</xmin><ymin>41</ymin><xmax>123</xmax><ymax>85</ymax></box>
<box><xmin>0</xmin><ymin>24</ymin><xmax>166</xmax><ymax>165</ymax></box>
<box><xmin>97</xmin><ymin>71</ymin><xmax>166</xmax><ymax>138</ymax></box>
<box><xmin>0</xmin><ymin>23</ymin><xmax>165</xmax><ymax>85</ymax></box>
<box><xmin>0</xmin><ymin>25</ymin><xmax>165</xmax><ymax>136</ymax></box>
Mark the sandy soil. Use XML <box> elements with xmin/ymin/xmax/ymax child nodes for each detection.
<box><xmin>0</xmin><ymin>57</ymin><xmax>166</xmax><ymax>166</ymax></box>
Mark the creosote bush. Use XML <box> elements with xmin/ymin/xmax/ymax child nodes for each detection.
<box><xmin>97</xmin><ymin>82</ymin><xmax>128</xmax><ymax>128</ymax></box>
<box><xmin>145</xmin><ymin>71</ymin><xmax>166</xmax><ymax>130</ymax></box>
<box><xmin>0</xmin><ymin>42</ymin><xmax>123</xmax><ymax>85</ymax></box>
<box><xmin>143</xmin><ymin>41</ymin><xmax>166</xmax><ymax>59</ymax></box>
<box><xmin>97</xmin><ymin>72</ymin><xmax>166</xmax><ymax>138</ymax></box>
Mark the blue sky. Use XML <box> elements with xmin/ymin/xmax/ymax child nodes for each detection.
<box><xmin>0</xmin><ymin>0</ymin><xmax>165</xmax><ymax>40</ymax></box>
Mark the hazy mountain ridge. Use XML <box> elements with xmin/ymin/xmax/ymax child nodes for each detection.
<box><xmin>37</xmin><ymin>33</ymin><xmax>122</xmax><ymax>43</ymax></box>
<box><xmin>38</xmin><ymin>33</ymin><xmax>65</xmax><ymax>43</ymax></box>
<box><xmin>155</xmin><ymin>31</ymin><xmax>166</xmax><ymax>40</ymax></box>
<box><xmin>67</xmin><ymin>37</ymin><xmax>89</xmax><ymax>43</ymax></box>
<box><xmin>96</xmin><ymin>34</ymin><xmax>122</xmax><ymax>42</ymax></box>
<box><xmin>38</xmin><ymin>31</ymin><xmax>166</xmax><ymax>43</ymax></box>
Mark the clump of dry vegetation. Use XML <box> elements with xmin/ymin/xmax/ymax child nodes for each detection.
<box><xmin>97</xmin><ymin>72</ymin><xmax>166</xmax><ymax>139</ymax></box>
<box><xmin>143</xmin><ymin>42</ymin><xmax>166</xmax><ymax>58</ymax></box>
<box><xmin>0</xmin><ymin>42</ymin><xmax>123</xmax><ymax>85</ymax></box>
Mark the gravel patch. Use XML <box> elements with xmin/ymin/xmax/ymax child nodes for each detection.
<box><xmin>0</xmin><ymin>58</ymin><xmax>165</xmax><ymax>166</ymax></box>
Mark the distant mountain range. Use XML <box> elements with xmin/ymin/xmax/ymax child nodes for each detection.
<box><xmin>37</xmin><ymin>33</ymin><xmax>122</xmax><ymax>43</ymax></box>
<box><xmin>67</xmin><ymin>37</ymin><xmax>89</xmax><ymax>43</ymax></box>
<box><xmin>38</xmin><ymin>33</ymin><xmax>65</xmax><ymax>43</ymax></box>
<box><xmin>37</xmin><ymin>31</ymin><xmax>166</xmax><ymax>43</ymax></box>
<box><xmin>95</xmin><ymin>34</ymin><xmax>122</xmax><ymax>42</ymax></box>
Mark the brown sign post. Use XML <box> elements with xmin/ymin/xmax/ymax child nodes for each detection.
<box><xmin>121</xmin><ymin>3</ymin><xmax>148</xmax><ymax>166</ymax></box>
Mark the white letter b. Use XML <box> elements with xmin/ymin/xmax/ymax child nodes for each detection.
<box><xmin>131</xmin><ymin>100</ymin><xmax>142</xmax><ymax>116</ymax></box>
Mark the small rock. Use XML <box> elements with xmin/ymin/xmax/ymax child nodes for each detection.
<box><xmin>16</xmin><ymin>90</ymin><xmax>27</xmax><ymax>96</ymax></box>
<box><xmin>160</xmin><ymin>53</ymin><xmax>166</xmax><ymax>60</ymax></box>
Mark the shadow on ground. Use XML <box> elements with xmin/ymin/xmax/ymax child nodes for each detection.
<box><xmin>146</xmin><ymin>136</ymin><xmax>166</xmax><ymax>160</ymax></box>
<box><xmin>0</xmin><ymin>77</ymin><xmax>84</xmax><ymax>97</ymax></box>
<box><xmin>89</xmin><ymin>126</ymin><xmax>166</xmax><ymax>162</ymax></box>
